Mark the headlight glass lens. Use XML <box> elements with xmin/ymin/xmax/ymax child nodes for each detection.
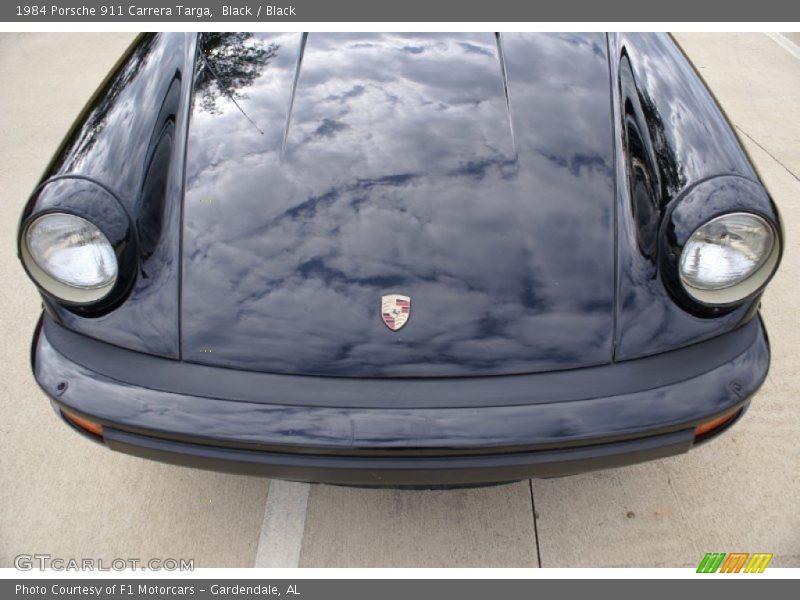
<box><xmin>680</xmin><ymin>212</ymin><xmax>775</xmax><ymax>295</ymax></box>
<box><xmin>26</xmin><ymin>213</ymin><xmax>117</xmax><ymax>291</ymax></box>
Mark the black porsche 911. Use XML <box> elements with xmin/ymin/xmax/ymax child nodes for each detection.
<box><xmin>18</xmin><ymin>33</ymin><xmax>783</xmax><ymax>486</ymax></box>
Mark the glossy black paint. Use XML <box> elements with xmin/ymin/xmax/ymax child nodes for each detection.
<box><xmin>40</xmin><ymin>312</ymin><xmax>763</xmax><ymax>411</ymax></box>
<box><xmin>20</xmin><ymin>33</ymin><xmax>196</xmax><ymax>357</ymax></box>
<box><xmin>37</xmin><ymin>312</ymin><xmax>766</xmax><ymax>450</ymax></box>
<box><xmin>20</xmin><ymin>32</ymin><xmax>782</xmax><ymax>375</ymax></box>
<box><xmin>608</xmin><ymin>33</ymin><xmax>782</xmax><ymax>360</ymax></box>
<box><xmin>32</xmin><ymin>311</ymin><xmax>766</xmax><ymax>483</ymax></box>
<box><xmin>18</xmin><ymin>33</ymin><xmax>784</xmax><ymax>481</ymax></box>
<box><xmin>182</xmin><ymin>32</ymin><xmax>617</xmax><ymax>377</ymax></box>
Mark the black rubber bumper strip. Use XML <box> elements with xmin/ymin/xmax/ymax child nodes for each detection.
<box><xmin>42</xmin><ymin>314</ymin><xmax>762</xmax><ymax>409</ymax></box>
<box><xmin>34</xmin><ymin>313</ymin><xmax>768</xmax><ymax>457</ymax></box>
<box><xmin>103</xmin><ymin>426</ymin><xmax>695</xmax><ymax>486</ymax></box>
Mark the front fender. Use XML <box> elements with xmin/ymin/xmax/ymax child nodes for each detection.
<box><xmin>608</xmin><ymin>32</ymin><xmax>779</xmax><ymax>360</ymax></box>
<box><xmin>22</xmin><ymin>33</ymin><xmax>197</xmax><ymax>357</ymax></box>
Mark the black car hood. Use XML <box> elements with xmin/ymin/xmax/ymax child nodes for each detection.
<box><xmin>180</xmin><ymin>33</ymin><xmax>616</xmax><ymax>377</ymax></box>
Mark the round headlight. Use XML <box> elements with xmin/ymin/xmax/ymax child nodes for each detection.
<box><xmin>22</xmin><ymin>213</ymin><xmax>118</xmax><ymax>304</ymax></box>
<box><xmin>679</xmin><ymin>212</ymin><xmax>778</xmax><ymax>305</ymax></box>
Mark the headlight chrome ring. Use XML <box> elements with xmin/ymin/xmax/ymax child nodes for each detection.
<box><xmin>21</xmin><ymin>212</ymin><xmax>119</xmax><ymax>305</ymax></box>
<box><xmin>678</xmin><ymin>212</ymin><xmax>780</xmax><ymax>306</ymax></box>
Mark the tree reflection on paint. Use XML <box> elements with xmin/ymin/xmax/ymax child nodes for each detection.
<box><xmin>195</xmin><ymin>32</ymin><xmax>279</xmax><ymax>116</ymax></box>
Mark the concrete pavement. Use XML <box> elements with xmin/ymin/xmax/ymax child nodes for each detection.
<box><xmin>0</xmin><ymin>32</ymin><xmax>798</xmax><ymax>568</ymax></box>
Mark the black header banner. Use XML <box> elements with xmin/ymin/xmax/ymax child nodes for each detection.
<box><xmin>2</xmin><ymin>0</ymin><xmax>800</xmax><ymax>22</ymax></box>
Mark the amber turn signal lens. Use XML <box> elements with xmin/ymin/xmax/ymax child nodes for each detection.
<box><xmin>61</xmin><ymin>408</ymin><xmax>104</xmax><ymax>439</ymax></box>
<box><xmin>694</xmin><ymin>409</ymin><xmax>740</xmax><ymax>441</ymax></box>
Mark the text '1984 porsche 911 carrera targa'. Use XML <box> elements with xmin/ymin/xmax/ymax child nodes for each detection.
<box><xmin>18</xmin><ymin>33</ymin><xmax>783</xmax><ymax>486</ymax></box>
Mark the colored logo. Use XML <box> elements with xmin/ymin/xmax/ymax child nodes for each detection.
<box><xmin>697</xmin><ymin>552</ymin><xmax>773</xmax><ymax>573</ymax></box>
<box><xmin>381</xmin><ymin>294</ymin><xmax>411</xmax><ymax>331</ymax></box>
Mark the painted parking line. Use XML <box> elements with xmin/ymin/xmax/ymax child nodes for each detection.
<box><xmin>254</xmin><ymin>480</ymin><xmax>310</xmax><ymax>568</ymax></box>
<box><xmin>766</xmin><ymin>33</ymin><xmax>800</xmax><ymax>60</ymax></box>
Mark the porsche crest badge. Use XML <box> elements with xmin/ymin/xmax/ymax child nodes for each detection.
<box><xmin>381</xmin><ymin>294</ymin><xmax>411</xmax><ymax>331</ymax></box>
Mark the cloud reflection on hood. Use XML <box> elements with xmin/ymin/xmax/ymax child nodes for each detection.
<box><xmin>181</xmin><ymin>33</ymin><xmax>616</xmax><ymax>377</ymax></box>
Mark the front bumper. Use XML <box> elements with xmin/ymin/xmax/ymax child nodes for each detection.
<box><xmin>33</xmin><ymin>314</ymin><xmax>769</xmax><ymax>486</ymax></box>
